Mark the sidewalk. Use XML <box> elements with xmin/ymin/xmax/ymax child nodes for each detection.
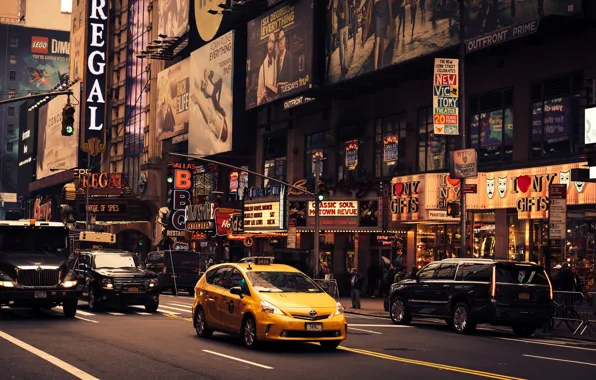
<box><xmin>338</xmin><ymin>296</ymin><xmax>596</xmax><ymax>342</ymax></box>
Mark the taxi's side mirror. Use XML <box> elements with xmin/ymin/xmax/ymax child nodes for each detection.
<box><xmin>230</xmin><ymin>286</ymin><xmax>243</xmax><ymax>297</ymax></box>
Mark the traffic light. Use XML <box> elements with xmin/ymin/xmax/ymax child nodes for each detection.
<box><xmin>316</xmin><ymin>180</ymin><xmax>327</xmax><ymax>202</ymax></box>
<box><xmin>61</xmin><ymin>104</ymin><xmax>75</xmax><ymax>136</ymax></box>
<box><xmin>447</xmin><ymin>202</ymin><xmax>460</xmax><ymax>217</ymax></box>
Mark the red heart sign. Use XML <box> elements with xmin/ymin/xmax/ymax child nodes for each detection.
<box><xmin>517</xmin><ymin>175</ymin><xmax>531</xmax><ymax>193</ymax></box>
<box><xmin>447</xmin><ymin>175</ymin><xmax>460</xmax><ymax>187</ymax></box>
<box><xmin>394</xmin><ymin>183</ymin><xmax>404</xmax><ymax>196</ymax></box>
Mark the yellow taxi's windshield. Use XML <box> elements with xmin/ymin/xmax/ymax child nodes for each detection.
<box><xmin>246</xmin><ymin>271</ymin><xmax>322</xmax><ymax>293</ymax></box>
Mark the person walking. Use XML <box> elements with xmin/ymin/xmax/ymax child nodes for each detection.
<box><xmin>350</xmin><ymin>268</ymin><xmax>364</xmax><ymax>309</ymax></box>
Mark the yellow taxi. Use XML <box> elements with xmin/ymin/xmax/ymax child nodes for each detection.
<box><xmin>191</xmin><ymin>257</ymin><xmax>347</xmax><ymax>349</ymax></box>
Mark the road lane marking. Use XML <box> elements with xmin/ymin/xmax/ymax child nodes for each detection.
<box><xmin>522</xmin><ymin>354</ymin><xmax>596</xmax><ymax>367</ymax></box>
<box><xmin>349</xmin><ymin>327</ymin><xmax>382</xmax><ymax>335</ymax></box>
<box><xmin>168</xmin><ymin>302</ymin><xmax>193</xmax><ymax>308</ymax></box>
<box><xmin>202</xmin><ymin>350</ymin><xmax>273</xmax><ymax>369</ymax></box>
<box><xmin>129</xmin><ymin>305</ymin><xmax>181</xmax><ymax>315</ymax></box>
<box><xmin>136</xmin><ymin>312</ymin><xmax>152</xmax><ymax>316</ymax></box>
<box><xmin>345</xmin><ymin>313</ymin><xmax>388</xmax><ymax>320</ymax></box>
<box><xmin>75</xmin><ymin>316</ymin><xmax>99</xmax><ymax>324</ymax></box>
<box><xmin>339</xmin><ymin>346</ymin><xmax>525</xmax><ymax>380</ymax></box>
<box><xmin>348</xmin><ymin>324</ymin><xmax>410</xmax><ymax>328</ymax></box>
<box><xmin>54</xmin><ymin>307</ymin><xmax>95</xmax><ymax>317</ymax></box>
<box><xmin>157</xmin><ymin>304</ymin><xmax>193</xmax><ymax>313</ymax></box>
<box><xmin>497</xmin><ymin>337</ymin><xmax>596</xmax><ymax>352</ymax></box>
<box><xmin>0</xmin><ymin>331</ymin><xmax>100</xmax><ymax>380</ymax></box>
<box><xmin>108</xmin><ymin>312</ymin><xmax>125</xmax><ymax>316</ymax></box>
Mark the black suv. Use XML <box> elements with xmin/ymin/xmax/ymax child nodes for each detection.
<box><xmin>388</xmin><ymin>259</ymin><xmax>554</xmax><ymax>337</ymax></box>
<box><xmin>74</xmin><ymin>249</ymin><xmax>160</xmax><ymax>312</ymax></box>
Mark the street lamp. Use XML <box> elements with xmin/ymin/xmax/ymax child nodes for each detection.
<box><xmin>50</xmin><ymin>166</ymin><xmax>90</xmax><ymax>230</ymax></box>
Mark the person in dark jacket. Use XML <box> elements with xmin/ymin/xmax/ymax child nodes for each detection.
<box><xmin>556</xmin><ymin>262</ymin><xmax>575</xmax><ymax>291</ymax></box>
<box><xmin>350</xmin><ymin>268</ymin><xmax>364</xmax><ymax>309</ymax></box>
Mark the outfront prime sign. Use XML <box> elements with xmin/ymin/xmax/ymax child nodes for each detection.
<box><xmin>83</xmin><ymin>0</ymin><xmax>108</xmax><ymax>154</ymax></box>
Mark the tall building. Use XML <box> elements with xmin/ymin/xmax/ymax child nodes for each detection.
<box><xmin>0</xmin><ymin>0</ymin><xmax>71</xmax><ymax>31</ymax></box>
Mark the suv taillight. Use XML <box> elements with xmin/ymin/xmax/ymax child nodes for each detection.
<box><xmin>490</xmin><ymin>267</ymin><xmax>497</xmax><ymax>298</ymax></box>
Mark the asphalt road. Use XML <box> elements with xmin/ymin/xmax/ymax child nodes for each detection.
<box><xmin>1</xmin><ymin>295</ymin><xmax>595</xmax><ymax>380</ymax></box>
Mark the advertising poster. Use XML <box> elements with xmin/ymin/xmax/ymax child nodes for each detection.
<box><xmin>189</xmin><ymin>31</ymin><xmax>234</xmax><ymax>155</ymax></box>
<box><xmin>383</xmin><ymin>135</ymin><xmax>398</xmax><ymax>163</ymax></box>
<box><xmin>36</xmin><ymin>83</ymin><xmax>81</xmax><ymax>180</ymax></box>
<box><xmin>69</xmin><ymin>24</ymin><xmax>84</xmax><ymax>81</ymax></box>
<box><xmin>345</xmin><ymin>140</ymin><xmax>359</xmax><ymax>170</ymax></box>
<box><xmin>157</xmin><ymin>59</ymin><xmax>190</xmax><ymax>141</ymax></box>
<box><xmin>586</xmin><ymin>106</ymin><xmax>596</xmax><ymax>144</ymax></box>
<box><xmin>433</xmin><ymin>58</ymin><xmax>459</xmax><ymax>135</ymax></box>
<box><xmin>325</xmin><ymin>0</ymin><xmax>581</xmax><ymax>84</ymax></box>
<box><xmin>194</xmin><ymin>0</ymin><xmax>224</xmax><ymax>42</ymax></box>
<box><xmin>158</xmin><ymin>0</ymin><xmax>190</xmax><ymax>38</ymax></box>
<box><xmin>245</xmin><ymin>0</ymin><xmax>314</xmax><ymax>109</ymax></box>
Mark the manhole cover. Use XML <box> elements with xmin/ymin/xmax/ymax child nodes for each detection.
<box><xmin>384</xmin><ymin>348</ymin><xmax>423</xmax><ymax>352</ymax></box>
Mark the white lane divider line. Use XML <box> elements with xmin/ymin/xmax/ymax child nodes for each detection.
<box><xmin>497</xmin><ymin>337</ymin><xmax>596</xmax><ymax>352</ymax></box>
<box><xmin>348</xmin><ymin>324</ymin><xmax>411</xmax><ymax>328</ymax></box>
<box><xmin>523</xmin><ymin>354</ymin><xmax>596</xmax><ymax>367</ymax></box>
<box><xmin>128</xmin><ymin>305</ymin><xmax>180</xmax><ymax>315</ymax></box>
<box><xmin>136</xmin><ymin>312</ymin><xmax>152</xmax><ymax>316</ymax></box>
<box><xmin>349</xmin><ymin>327</ymin><xmax>383</xmax><ymax>335</ymax></box>
<box><xmin>202</xmin><ymin>350</ymin><xmax>273</xmax><ymax>370</ymax></box>
<box><xmin>0</xmin><ymin>331</ymin><xmax>100</xmax><ymax>380</ymax></box>
<box><xmin>75</xmin><ymin>316</ymin><xmax>99</xmax><ymax>324</ymax></box>
<box><xmin>107</xmin><ymin>312</ymin><xmax>125</xmax><ymax>316</ymax></box>
<box><xmin>345</xmin><ymin>314</ymin><xmax>388</xmax><ymax>320</ymax></box>
<box><xmin>157</xmin><ymin>304</ymin><xmax>193</xmax><ymax>313</ymax></box>
<box><xmin>54</xmin><ymin>306</ymin><xmax>95</xmax><ymax>316</ymax></box>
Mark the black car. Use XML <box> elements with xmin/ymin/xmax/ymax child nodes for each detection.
<box><xmin>0</xmin><ymin>220</ymin><xmax>81</xmax><ymax>318</ymax></box>
<box><xmin>388</xmin><ymin>258</ymin><xmax>554</xmax><ymax>337</ymax></box>
<box><xmin>145</xmin><ymin>250</ymin><xmax>200</xmax><ymax>295</ymax></box>
<box><xmin>74</xmin><ymin>249</ymin><xmax>160</xmax><ymax>312</ymax></box>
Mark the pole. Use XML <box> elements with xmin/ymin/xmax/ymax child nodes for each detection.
<box><xmin>314</xmin><ymin>159</ymin><xmax>321</xmax><ymax>279</ymax></box>
<box><xmin>169</xmin><ymin>246</ymin><xmax>178</xmax><ymax>295</ymax></box>
<box><xmin>459</xmin><ymin>0</ymin><xmax>467</xmax><ymax>258</ymax></box>
<box><xmin>85</xmin><ymin>152</ymin><xmax>91</xmax><ymax>230</ymax></box>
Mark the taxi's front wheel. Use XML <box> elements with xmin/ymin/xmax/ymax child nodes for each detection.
<box><xmin>194</xmin><ymin>308</ymin><xmax>213</xmax><ymax>338</ymax></box>
<box><xmin>241</xmin><ymin>315</ymin><xmax>258</xmax><ymax>349</ymax></box>
<box><xmin>320</xmin><ymin>340</ymin><xmax>341</xmax><ymax>350</ymax></box>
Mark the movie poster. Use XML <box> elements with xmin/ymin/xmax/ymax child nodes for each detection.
<box><xmin>325</xmin><ymin>0</ymin><xmax>581</xmax><ymax>84</ymax></box>
<box><xmin>158</xmin><ymin>0</ymin><xmax>190</xmax><ymax>38</ymax></box>
<box><xmin>246</xmin><ymin>0</ymin><xmax>314</xmax><ymax>109</ymax></box>
<box><xmin>157</xmin><ymin>59</ymin><xmax>190</xmax><ymax>141</ymax></box>
<box><xmin>189</xmin><ymin>31</ymin><xmax>234</xmax><ymax>155</ymax></box>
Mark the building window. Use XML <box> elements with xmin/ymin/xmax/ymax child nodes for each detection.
<box><xmin>9</xmin><ymin>71</ymin><xmax>16</xmax><ymax>81</ymax></box>
<box><xmin>418</xmin><ymin>106</ymin><xmax>454</xmax><ymax>172</ymax></box>
<box><xmin>10</xmin><ymin>35</ymin><xmax>18</xmax><ymax>47</ymax></box>
<box><xmin>7</xmin><ymin>124</ymin><xmax>15</xmax><ymax>135</ymax></box>
<box><xmin>8</xmin><ymin>89</ymin><xmax>16</xmax><ymax>98</ymax></box>
<box><xmin>376</xmin><ymin>113</ymin><xmax>406</xmax><ymax>178</ymax></box>
<box><xmin>470</xmin><ymin>88</ymin><xmax>514</xmax><ymax>164</ymax></box>
<box><xmin>531</xmin><ymin>73</ymin><xmax>584</xmax><ymax>158</ymax></box>
<box><xmin>305</xmin><ymin>131</ymin><xmax>332</xmax><ymax>181</ymax></box>
<box><xmin>9</xmin><ymin>55</ymin><xmax>16</xmax><ymax>64</ymax></box>
<box><xmin>263</xmin><ymin>130</ymin><xmax>287</xmax><ymax>188</ymax></box>
<box><xmin>6</xmin><ymin>142</ymin><xmax>14</xmax><ymax>153</ymax></box>
<box><xmin>8</xmin><ymin>107</ymin><xmax>15</xmax><ymax>116</ymax></box>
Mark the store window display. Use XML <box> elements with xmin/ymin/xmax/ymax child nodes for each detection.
<box><xmin>415</xmin><ymin>224</ymin><xmax>460</xmax><ymax>268</ymax></box>
<box><xmin>472</xmin><ymin>212</ymin><xmax>495</xmax><ymax>258</ymax></box>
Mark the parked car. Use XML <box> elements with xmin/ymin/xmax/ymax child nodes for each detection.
<box><xmin>388</xmin><ymin>258</ymin><xmax>554</xmax><ymax>337</ymax></box>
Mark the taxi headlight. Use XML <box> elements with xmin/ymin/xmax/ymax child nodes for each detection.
<box><xmin>61</xmin><ymin>280</ymin><xmax>77</xmax><ymax>288</ymax></box>
<box><xmin>0</xmin><ymin>280</ymin><xmax>14</xmax><ymax>288</ymax></box>
<box><xmin>335</xmin><ymin>301</ymin><xmax>345</xmax><ymax>316</ymax></box>
<box><xmin>260</xmin><ymin>300</ymin><xmax>284</xmax><ymax>315</ymax></box>
<box><xmin>101</xmin><ymin>278</ymin><xmax>113</xmax><ymax>289</ymax></box>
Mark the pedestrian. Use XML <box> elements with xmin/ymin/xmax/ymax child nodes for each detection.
<box><xmin>394</xmin><ymin>266</ymin><xmax>407</xmax><ymax>283</ymax></box>
<box><xmin>556</xmin><ymin>262</ymin><xmax>575</xmax><ymax>291</ymax></box>
<box><xmin>408</xmin><ymin>266</ymin><xmax>417</xmax><ymax>279</ymax></box>
<box><xmin>350</xmin><ymin>268</ymin><xmax>363</xmax><ymax>309</ymax></box>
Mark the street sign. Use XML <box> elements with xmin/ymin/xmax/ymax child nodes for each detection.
<box><xmin>287</xmin><ymin>218</ymin><xmax>297</xmax><ymax>248</ymax></box>
<box><xmin>462</xmin><ymin>184</ymin><xmax>477</xmax><ymax>194</ymax></box>
<box><xmin>549</xmin><ymin>184</ymin><xmax>567</xmax><ymax>239</ymax></box>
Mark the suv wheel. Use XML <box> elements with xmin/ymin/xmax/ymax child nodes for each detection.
<box><xmin>390</xmin><ymin>298</ymin><xmax>412</xmax><ymax>325</ymax></box>
<box><xmin>194</xmin><ymin>308</ymin><xmax>213</xmax><ymax>338</ymax></box>
<box><xmin>62</xmin><ymin>299</ymin><xmax>78</xmax><ymax>318</ymax></box>
<box><xmin>88</xmin><ymin>287</ymin><xmax>99</xmax><ymax>311</ymax></box>
<box><xmin>512</xmin><ymin>324</ymin><xmax>536</xmax><ymax>337</ymax></box>
<box><xmin>452</xmin><ymin>302</ymin><xmax>477</xmax><ymax>334</ymax></box>
<box><xmin>145</xmin><ymin>302</ymin><xmax>159</xmax><ymax>313</ymax></box>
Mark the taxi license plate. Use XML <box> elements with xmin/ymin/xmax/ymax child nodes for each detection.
<box><xmin>519</xmin><ymin>293</ymin><xmax>530</xmax><ymax>300</ymax></box>
<box><xmin>34</xmin><ymin>291</ymin><xmax>47</xmax><ymax>299</ymax></box>
<box><xmin>126</xmin><ymin>287</ymin><xmax>139</xmax><ymax>293</ymax></box>
<box><xmin>305</xmin><ymin>323</ymin><xmax>322</xmax><ymax>332</ymax></box>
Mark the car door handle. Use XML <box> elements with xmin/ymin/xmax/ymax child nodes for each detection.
<box><xmin>222</xmin><ymin>296</ymin><xmax>227</xmax><ymax>301</ymax></box>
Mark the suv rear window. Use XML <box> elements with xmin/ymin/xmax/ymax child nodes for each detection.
<box><xmin>496</xmin><ymin>264</ymin><xmax>549</xmax><ymax>285</ymax></box>
<box><xmin>456</xmin><ymin>263</ymin><xmax>492</xmax><ymax>282</ymax></box>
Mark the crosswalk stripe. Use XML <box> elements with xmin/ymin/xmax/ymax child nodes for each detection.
<box><xmin>136</xmin><ymin>312</ymin><xmax>152</xmax><ymax>315</ymax></box>
<box><xmin>54</xmin><ymin>306</ymin><xmax>95</xmax><ymax>316</ymax></box>
<box><xmin>158</xmin><ymin>304</ymin><xmax>192</xmax><ymax>313</ymax></box>
<box><xmin>107</xmin><ymin>312</ymin><xmax>125</xmax><ymax>316</ymax></box>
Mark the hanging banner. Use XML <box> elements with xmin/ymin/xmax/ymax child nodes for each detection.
<box><xmin>433</xmin><ymin>58</ymin><xmax>459</xmax><ymax>135</ymax></box>
<box><xmin>345</xmin><ymin>140</ymin><xmax>358</xmax><ymax>170</ymax></box>
<box><xmin>383</xmin><ymin>136</ymin><xmax>399</xmax><ymax>164</ymax></box>
<box><xmin>450</xmin><ymin>149</ymin><xmax>478</xmax><ymax>179</ymax></box>
<box><xmin>229</xmin><ymin>172</ymin><xmax>239</xmax><ymax>193</ymax></box>
<box><xmin>311</xmin><ymin>151</ymin><xmax>323</xmax><ymax>177</ymax></box>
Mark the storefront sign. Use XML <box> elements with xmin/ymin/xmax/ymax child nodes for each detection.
<box><xmin>185</xmin><ymin>200</ymin><xmax>214</xmax><ymax>232</ymax></box>
<box><xmin>170</xmin><ymin>167</ymin><xmax>193</xmax><ymax>230</ymax></box>
<box><xmin>549</xmin><ymin>184</ymin><xmax>567</xmax><ymax>239</ymax></box>
<box><xmin>450</xmin><ymin>149</ymin><xmax>477</xmax><ymax>179</ymax></box>
<box><xmin>244</xmin><ymin>202</ymin><xmax>282</xmax><ymax>231</ymax></box>
<box><xmin>79</xmin><ymin>203</ymin><xmax>127</xmax><ymax>215</ymax></box>
<box><xmin>345</xmin><ymin>140</ymin><xmax>359</xmax><ymax>170</ymax></box>
<box><xmin>215</xmin><ymin>208</ymin><xmax>236</xmax><ymax>236</ymax></box>
<box><xmin>466</xmin><ymin>162</ymin><xmax>591</xmax><ymax>220</ymax></box>
<box><xmin>463</xmin><ymin>184</ymin><xmax>477</xmax><ymax>194</ymax></box>
<box><xmin>433</xmin><ymin>58</ymin><xmax>459</xmax><ymax>135</ymax></box>
<box><xmin>33</xmin><ymin>198</ymin><xmax>52</xmax><ymax>221</ymax></box>
<box><xmin>230</xmin><ymin>213</ymin><xmax>244</xmax><ymax>233</ymax></box>
<box><xmin>308</xmin><ymin>201</ymin><xmax>358</xmax><ymax>217</ymax></box>
<box><xmin>288</xmin><ymin>179</ymin><xmax>309</xmax><ymax>196</ymax></box>
<box><xmin>79</xmin><ymin>172</ymin><xmax>124</xmax><ymax>188</ymax></box>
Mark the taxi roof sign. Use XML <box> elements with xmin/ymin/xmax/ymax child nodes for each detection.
<box><xmin>240</xmin><ymin>256</ymin><xmax>274</xmax><ymax>265</ymax></box>
<box><xmin>79</xmin><ymin>231</ymin><xmax>116</xmax><ymax>244</ymax></box>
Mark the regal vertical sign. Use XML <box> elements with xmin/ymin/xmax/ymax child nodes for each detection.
<box><xmin>549</xmin><ymin>184</ymin><xmax>567</xmax><ymax>240</ymax></box>
<box><xmin>83</xmin><ymin>0</ymin><xmax>108</xmax><ymax>155</ymax></box>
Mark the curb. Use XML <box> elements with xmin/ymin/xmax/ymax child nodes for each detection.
<box><xmin>345</xmin><ymin>310</ymin><xmax>390</xmax><ymax>319</ymax></box>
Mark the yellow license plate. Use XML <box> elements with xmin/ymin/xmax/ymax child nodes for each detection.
<box><xmin>519</xmin><ymin>293</ymin><xmax>529</xmax><ymax>300</ymax></box>
<box><xmin>127</xmin><ymin>287</ymin><xmax>139</xmax><ymax>292</ymax></box>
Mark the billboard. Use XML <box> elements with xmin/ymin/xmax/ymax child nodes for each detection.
<box><xmin>189</xmin><ymin>31</ymin><xmax>234</xmax><ymax>156</ymax></box>
<box><xmin>17</xmin><ymin>101</ymin><xmax>37</xmax><ymax>197</ymax></box>
<box><xmin>194</xmin><ymin>0</ymin><xmax>224</xmax><ymax>42</ymax></box>
<box><xmin>0</xmin><ymin>25</ymin><xmax>70</xmax><ymax>195</ymax></box>
<box><xmin>245</xmin><ymin>0</ymin><xmax>314</xmax><ymax>109</ymax></box>
<box><xmin>157</xmin><ymin>59</ymin><xmax>190</xmax><ymax>141</ymax></box>
<box><xmin>159</xmin><ymin>0</ymin><xmax>190</xmax><ymax>38</ymax></box>
<box><xmin>36</xmin><ymin>82</ymin><xmax>81</xmax><ymax>180</ymax></box>
<box><xmin>325</xmin><ymin>0</ymin><xmax>582</xmax><ymax>84</ymax></box>
<box><xmin>69</xmin><ymin>24</ymin><xmax>84</xmax><ymax>82</ymax></box>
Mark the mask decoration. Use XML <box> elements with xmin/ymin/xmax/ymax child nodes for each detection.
<box><xmin>486</xmin><ymin>178</ymin><xmax>495</xmax><ymax>199</ymax></box>
<box><xmin>574</xmin><ymin>181</ymin><xmax>586</xmax><ymax>194</ymax></box>
<box><xmin>559</xmin><ymin>171</ymin><xmax>570</xmax><ymax>190</ymax></box>
<box><xmin>497</xmin><ymin>176</ymin><xmax>507</xmax><ymax>198</ymax></box>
